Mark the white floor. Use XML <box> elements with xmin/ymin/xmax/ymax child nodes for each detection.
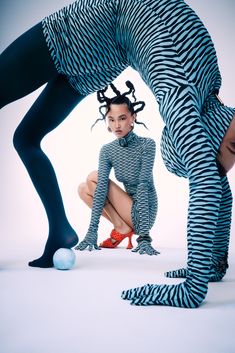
<box><xmin>1</xmin><ymin>247</ymin><xmax>235</xmax><ymax>353</ymax></box>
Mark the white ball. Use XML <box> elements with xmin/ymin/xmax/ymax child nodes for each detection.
<box><xmin>53</xmin><ymin>248</ymin><xmax>76</xmax><ymax>270</ymax></box>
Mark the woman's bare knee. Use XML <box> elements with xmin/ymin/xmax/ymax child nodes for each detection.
<box><xmin>86</xmin><ymin>170</ymin><xmax>98</xmax><ymax>183</ymax></box>
<box><xmin>86</xmin><ymin>170</ymin><xmax>98</xmax><ymax>195</ymax></box>
<box><xmin>77</xmin><ymin>182</ymin><xmax>87</xmax><ymax>199</ymax></box>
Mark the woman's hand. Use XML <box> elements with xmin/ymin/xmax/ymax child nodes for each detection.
<box><xmin>75</xmin><ymin>230</ymin><xmax>101</xmax><ymax>251</ymax></box>
<box><xmin>132</xmin><ymin>240</ymin><xmax>160</xmax><ymax>255</ymax></box>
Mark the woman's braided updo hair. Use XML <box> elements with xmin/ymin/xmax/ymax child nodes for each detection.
<box><xmin>91</xmin><ymin>81</ymin><xmax>147</xmax><ymax>130</ymax></box>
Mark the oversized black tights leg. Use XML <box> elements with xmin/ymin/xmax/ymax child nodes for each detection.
<box><xmin>13</xmin><ymin>76</ymin><xmax>84</xmax><ymax>267</ymax></box>
<box><xmin>0</xmin><ymin>23</ymin><xmax>85</xmax><ymax>267</ymax></box>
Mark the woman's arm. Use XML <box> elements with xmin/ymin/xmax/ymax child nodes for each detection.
<box><xmin>122</xmin><ymin>86</ymin><xmax>223</xmax><ymax>307</ymax></box>
<box><xmin>132</xmin><ymin>138</ymin><xmax>159</xmax><ymax>255</ymax></box>
<box><xmin>165</xmin><ymin>176</ymin><xmax>232</xmax><ymax>282</ymax></box>
<box><xmin>209</xmin><ymin>175</ymin><xmax>232</xmax><ymax>281</ymax></box>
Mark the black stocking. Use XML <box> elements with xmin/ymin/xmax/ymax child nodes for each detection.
<box><xmin>0</xmin><ymin>23</ymin><xmax>85</xmax><ymax>267</ymax></box>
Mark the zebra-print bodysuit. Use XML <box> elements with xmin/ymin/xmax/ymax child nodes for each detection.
<box><xmin>87</xmin><ymin>131</ymin><xmax>157</xmax><ymax>241</ymax></box>
<box><xmin>42</xmin><ymin>0</ymin><xmax>235</xmax><ymax>307</ymax></box>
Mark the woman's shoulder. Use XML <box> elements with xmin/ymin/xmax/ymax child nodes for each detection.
<box><xmin>100</xmin><ymin>139</ymin><xmax>117</xmax><ymax>153</ymax></box>
<box><xmin>138</xmin><ymin>135</ymin><xmax>156</xmax><ymax>147</ymax></box>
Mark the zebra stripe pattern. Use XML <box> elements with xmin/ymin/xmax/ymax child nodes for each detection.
<box><xmin>163</xmin><ymin>98</ymin><xmax>233</xmax><ymax>282</ymax></box>
<box><xmin>42</xmin><ymin>0</ymin><xmax>128</xmax><ymax>95</ymax></box>
<box><xmin>165</xmin><ymin>176</ymin><xmax>232</xmax><ymax>282</ymax></box>
<box><xmin>119</xmin><ymin>0</ymin><xmax>235</xmax><ymax>307</ymax></box>
<box><xmin>87</xmin><ymin>131</ymin><xmax>157</xmax><ymax>242</ymax></box>
<box><xmin>42</xmin><ymin>0</ymin><xmax>235</xmax><ymax>307</ymax></box>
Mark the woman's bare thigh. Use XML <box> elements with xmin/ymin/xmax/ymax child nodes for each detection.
<box><xmin>87</xmin><ymin>170</ymin><xmax>134</xmax><ymax>228</ymax></box>
<box><xmin>107</xmin><ymin>180</ymin><xmax>134</xmax><ymax>228</ymax></box>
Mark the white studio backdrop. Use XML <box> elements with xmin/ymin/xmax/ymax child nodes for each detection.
<box><xmin>0</xmin><ymin>0</ymin><xmax>234</xmax><ymax>261</ymax></box>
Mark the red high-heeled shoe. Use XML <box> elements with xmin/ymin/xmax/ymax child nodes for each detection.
<box><xmin>100</xmin><ymin>229</ymin><xmax>134</xmax><ymax>249</ymax></box>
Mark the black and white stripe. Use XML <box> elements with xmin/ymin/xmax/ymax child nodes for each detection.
<box><xmin>42</xmin><ymin>0</ymin><xmax>235</xmax><ymax>307</ymax></box>
<box><xmin>42</xmin><ymin>0</ymin><xmax>128</xmax><ymax>94</ymax></box>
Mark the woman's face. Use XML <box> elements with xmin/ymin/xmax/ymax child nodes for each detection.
<box><xmin>106</xmin><ymin>103</ymin><xmax>136</xmax><ymax>138</ymax></box>
<box><xmin>217</xmin><ymin>116</ymin><xmax>235</xmax><ymax>174</ymax></box>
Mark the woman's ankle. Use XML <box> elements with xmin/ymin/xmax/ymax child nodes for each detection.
<box><xmin>113</xmin><ymin>225</ymin><xmax>132</xmax><ymax>234</ymax></box>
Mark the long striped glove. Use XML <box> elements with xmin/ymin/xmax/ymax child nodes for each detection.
<box><xmin>132</xmin><ymin>240</ymin><xmax>160</xmax><ymax>255</ymax></box>
<box><xmin>75</xmin><ymin>230</ymin><xmax>101</xmax><ymax>251</ymax></box>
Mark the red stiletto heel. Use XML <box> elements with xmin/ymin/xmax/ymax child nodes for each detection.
<box><xmin>126</xmin><ymin>233</ymin><xmax>133</xmax><ymax>249</ymax></box>
<box><xmin>100</xmin><ymin>229</ymin><xmax>134</xmax><ymax>249</ymax></box>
